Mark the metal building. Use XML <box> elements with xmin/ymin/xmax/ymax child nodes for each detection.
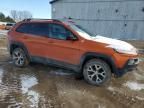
<box><xmin>50</xmin><ymin>0</ymin><xmax>144</xmax><ymax>40</ymax></box>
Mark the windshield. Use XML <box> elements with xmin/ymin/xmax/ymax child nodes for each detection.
<box><xmin>68</xmin><ymin>23</ymin><xmax>96</xmax><ymax>39</ymax></box>
<box><xmin>75</xmin><ymin>25</ymin><xmax>95</xmax><ymax>36</ymax></box>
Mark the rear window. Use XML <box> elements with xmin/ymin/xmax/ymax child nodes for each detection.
<box><xmin>16</xmin><ymin>23</ymin><xmax>49</xmax><ymax>37</ymax></box>
<box><xmin>16</xmin><ymin>23</ymin><xmax>30</xmax><ymax>33</ymax></box>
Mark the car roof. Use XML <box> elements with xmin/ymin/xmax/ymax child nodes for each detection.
<box><xmin>21</xmin><ymin>18</ymin><xmax>76</xmax><ymax>24</ymax></box>
<box><xmin>21</xmin><ymin>18</ymin><xmax>62</xmax><ymax>23</ymax></box>
<box><xmin>18</xmin><ymin>19</ymin><xmax>77</xmax><ymax>28</ymax></box>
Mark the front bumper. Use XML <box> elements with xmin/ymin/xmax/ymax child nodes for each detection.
<box><xmin>115</xmin><ymin>58</ymin><xmax>139</xmax><ymax>77</ymax></box>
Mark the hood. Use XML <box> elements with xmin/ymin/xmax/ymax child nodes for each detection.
<box><xmin>91</xmin><ymin>35</ymin><xmax>137</xmax><ymax>54</ymax></box>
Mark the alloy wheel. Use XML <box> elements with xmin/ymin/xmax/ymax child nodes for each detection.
<box><xmin>87</xmin><ymin>64</ymin><xmax>106</xmax><ymax>84</ymax></box>
<box><xmin>12</xmin><ymin>49</ymin><xmax>25</xmax><ymax>66</ymax></box>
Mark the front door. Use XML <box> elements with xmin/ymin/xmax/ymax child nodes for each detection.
<box><xmin>45</xmin><ymin>23</ymin><xmax>80</xmax><ymax>65</ymax></box>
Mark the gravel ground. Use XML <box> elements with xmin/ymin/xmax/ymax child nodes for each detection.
<box><xmin>0</xmin><ymin>35</ymin><xmax>144</xmax><ymax>108</ymax></box>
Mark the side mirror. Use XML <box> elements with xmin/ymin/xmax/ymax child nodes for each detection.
<box><xmin>66</xmin><ymin>36</ymin><xmax>77</xmax><ymax>41</ymax></box>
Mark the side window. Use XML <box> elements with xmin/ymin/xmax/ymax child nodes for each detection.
<box><xmin>16</xmin><ymin>23</ymin><xmax>30</xmax><ymax>33</ymax></box>
<box><xmin>28</xmin><ymin>23</ymin><xmax>49</xmax><ymax>36</ymax></box>
<box><xmin>16</xmin><ymin>23</ymin><xmax>49</xmax><ymax>37</ymax></box>
<box><xmin>49</xmin><ymin>24</ymin><xmax>72</xmax><ymax>40</ymax></box>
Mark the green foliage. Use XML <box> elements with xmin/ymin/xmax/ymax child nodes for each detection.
<box><xmin>0</xmin><ymin>12</ymin><xmax>15</xmax><ymax>23</ymax></box>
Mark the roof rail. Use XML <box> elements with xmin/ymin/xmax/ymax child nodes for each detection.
<box><xmin>22</xmin><ymin>18</ymin><xmax>61</xmax><ymax>23</ymax></box>
<box><xmin>23</xmin><ymin>19</ymin><xmax>31</xmax><ymax>22</ymax></box>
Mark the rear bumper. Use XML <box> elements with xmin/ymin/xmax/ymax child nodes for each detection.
<box><xmin>114</xmin><ymin>58</ymin><xmax>139</xmax><ymax>77</ymax></box>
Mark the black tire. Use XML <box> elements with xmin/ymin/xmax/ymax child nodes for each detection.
<box><xmin>12</xmin><ymin>48</ymin><xmax>29</xmax><ymax>67</ymax></box>
<box><xmin>83</xmin><ymin>59</ymin><xmax>111</xmax><ymax>86</ymax></box>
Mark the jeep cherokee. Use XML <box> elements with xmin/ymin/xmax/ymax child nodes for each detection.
<box><xmin>7</xmin><ymin>19</ymin><xmax>139</xmax><ymax>86</ymax></box>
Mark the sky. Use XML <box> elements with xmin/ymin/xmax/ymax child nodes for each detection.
<box><xmin>0</xmin><ymin>0</ymin><xmax>51</xmax><ymax>18</ymax></box>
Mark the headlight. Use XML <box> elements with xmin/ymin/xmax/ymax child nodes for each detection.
<box><xmin>107</xmin><ymin>45</ymin><xmax>138</xmax><ymax>55</ymax></box>
<box><xmin>114</xmin><ymin>48</ymin><xmax>137</xmax><ymax>55</ymax></box>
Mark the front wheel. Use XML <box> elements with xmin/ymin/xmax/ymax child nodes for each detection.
<box><xmin>83</xmin><ymin>59</ymin><xmax>111</xmax><ymax>86</ymax></box>
<box><xmin>12</xmin><ymin>48</ymin><xmax>29</xmax><ymax>67</ymax></box>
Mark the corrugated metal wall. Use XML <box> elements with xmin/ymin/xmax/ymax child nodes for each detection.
<box><xmin>51</xmin><ymin>0</ymin><xmax>144</xmax><ymax>40</ymax></box>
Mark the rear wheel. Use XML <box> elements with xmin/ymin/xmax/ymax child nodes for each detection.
<box><xmin>12</xmin><ymin>48</ymin><xmax>29</xmax><ymax>67</ymax></box>
<box><xmin>83</xmin><ymin>59</ymin><xmax>111</xmax><ymax>86</ymax></box>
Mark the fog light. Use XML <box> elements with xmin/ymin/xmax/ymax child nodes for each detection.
<box><xmin>128</xmin><ymin>59</ymin><xmax>135</xmax><ymax>65</ymax></box>
<box><xmin>128</xmin><ymin>58</ymin><xmax>139</xmax><ymax>65</ymax></box>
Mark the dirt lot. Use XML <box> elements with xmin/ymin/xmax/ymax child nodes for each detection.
<box><xmin>0</xmin><ymin>35</ymin><xmax>144</xmax><ymax>108</ymax></box>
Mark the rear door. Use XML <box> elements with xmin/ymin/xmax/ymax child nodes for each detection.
<box><xmin>15</xmin><ymin>22</ymin><xmax>49</xmax><ymax>57</ymax></box>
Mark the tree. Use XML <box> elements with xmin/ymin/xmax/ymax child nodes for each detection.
<box><xmin>10</xmin><ymin>10</ymin><xmax>33</xmax><ymax>22</ymax></box>
<box><xmin>0</xmin><ymin>12</ymin><xmax>15</xmax><ymax>22</ymax></box>
<box><xmin>5</xmin><ymin>16</ymin><xmax>15</xmax><ymax>23</ymax></box>
<box><xmin>10</xmin><ymin>10</ymin><xmax>17</xmax><ymax>21</ymax></box>
<box><xmin>0</xmin><ymin>12</ymin><xmax>5</xmax><ymax>21</ymax></box>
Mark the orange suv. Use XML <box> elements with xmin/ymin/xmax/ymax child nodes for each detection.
<box><xmin>7</xmin><ymin>19</ymin><xmax>139</xmax><ymax>86</ymax></box>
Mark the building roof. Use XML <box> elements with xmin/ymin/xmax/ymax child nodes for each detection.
<box><xmin>49</xmin><ymin>0</ymin><xmax>60</xmax><ymax>4</ymax></box>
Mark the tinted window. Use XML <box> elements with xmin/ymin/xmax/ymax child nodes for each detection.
<box><xmin>49</xmin><ymin>24</ymin><xmax>72</xmax><ymax>40</ymax></box>
<box><xmin>16</xmin><ymin>23</ymin><xmax>49</xmax><ymax>36</ymax></box>
<box><xmin>16</xmin><ymin>23</ymin><xmax>30</xmax><ymax>33</ymax></box>
<box><xmin>29</xmin><ymin>23</ymin><xmax>49</xmax><ymax>36</ymax></box>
